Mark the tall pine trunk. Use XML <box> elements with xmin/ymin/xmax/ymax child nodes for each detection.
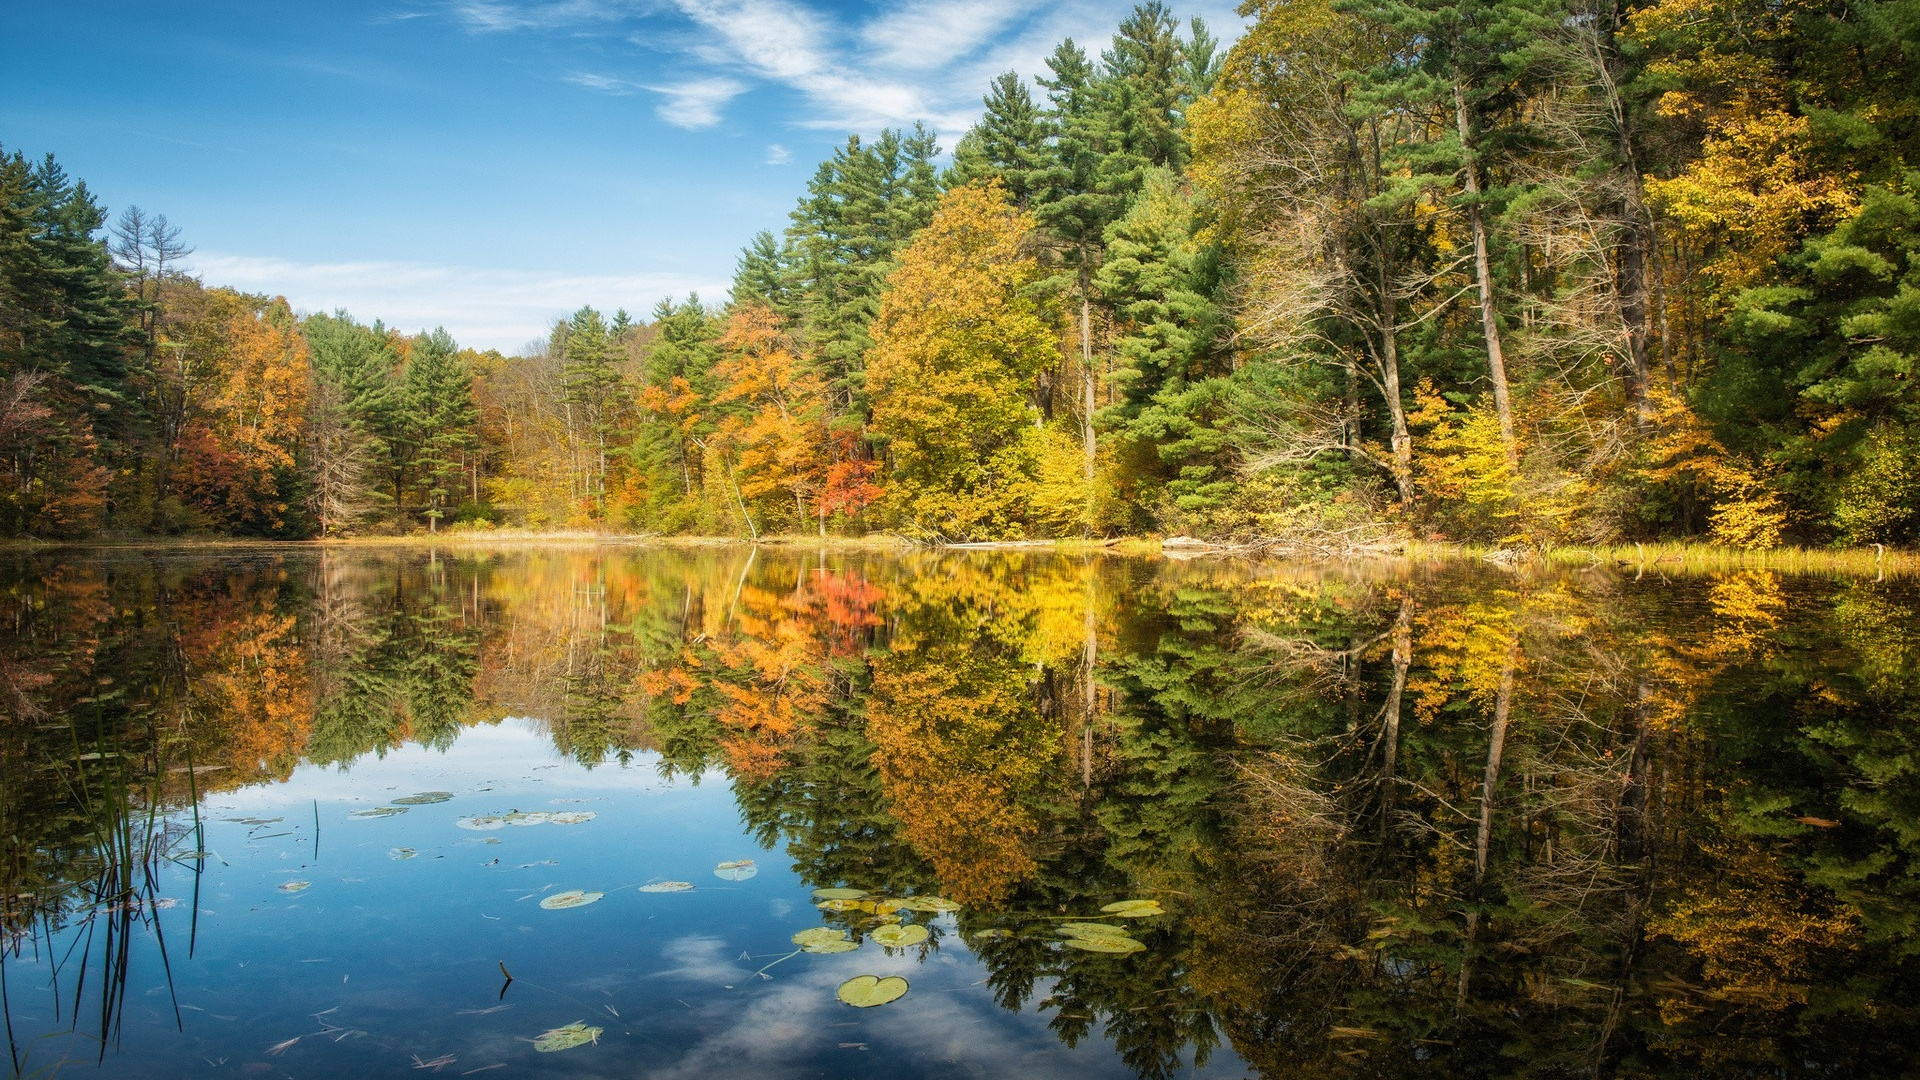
<box><xmin>1454</xmin><ymin>81</ymin><xmax>1518</xmax><ymax>465</ymax></box>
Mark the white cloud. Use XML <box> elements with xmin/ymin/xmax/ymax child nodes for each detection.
<box><xmin>764</xmin><ymin>143</ymin><xmax>790</xmax><ymax>165</ymax></box>
<box><xmin>567</xmin><ymin>71</ymin><xmax>641</xmax><ymax>94</ymax></box>
<box><xmin>443</xmin><ymin>0</ymin><xmax>1250</xmax><ymax>155</ymax></box>
<box><xmin>190</xmin><ymin>252</ymin><xmax>728</xmax><ymax>353</ymax></box>
<box><xmin>861</xmin><ymin>0</ymin><xmax>1029</xmax><ymax>71</ymax></box>
<box><xmin>449</xmin><ymin>0</ymin><xmax>638</xmax><ymax>31</ymax></box>
<box><xmin>646</xmin><ymin>76</ymin><xmax>748</xmax><ymax>127</ymax></box>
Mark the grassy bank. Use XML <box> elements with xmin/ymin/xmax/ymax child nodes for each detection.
<box><xmin>4</xmin><ymin>531</ymin><xmax>1912</xmax><ymax>575</ymax></box>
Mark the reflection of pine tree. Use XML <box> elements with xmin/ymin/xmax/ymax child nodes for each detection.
<box><xmin>398</xmin><ymin>554</ymin><xmax>481</xmax><ymax>750</ymax></box>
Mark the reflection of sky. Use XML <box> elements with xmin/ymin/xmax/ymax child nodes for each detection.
<box><xmin>11</xmin><ymin>720</ymin><xmax>1243</xmax><ymax>1079</ymax></box>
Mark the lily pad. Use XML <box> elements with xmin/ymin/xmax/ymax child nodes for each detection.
<box><xmin>504</xmin><ymin>811</ymin><xmax>552</xmax><ymax>827</ymax></box>
<box><xmin>532</xmin><ymin>1021</ymin><xmax>602</xmax><ymax>1052</ymax></box>
<box><xmin>391</xmin><ymin>792</ymin><xmax>454</xmax><ymax>805</ymax></box>
<box><xmin>714</xmin><ymin>859</ymin><xmax>758</xmax><ymax>881</ymax></box>
<box><xmin>812</xmin><ymin>887</ymin><xmax>868</xmax><ymax>901</ymax></box>
<box><xmin>869</xmin><ymin>898</ymin><xmax>906</xmax><ymax>916</ymax></box>
<box><xmin>836</xmin><ymin>975</ymin><xmax>909</xmax><ymax>1008</ymax></box>
<box><xmin>388</xmin><ymin>847</ymin><xmax>417</xmax><ymax>860</ymax></box>
<box><xmin>1062</xmin><ymin>935</ymin><xmax>1146</xmax><ymax>955</ymax></box>
<box><xmin>792</xmin><ymin>927</ymin><xmax>860</xmax><ymax>954</ymax></box>
<box><xmin>870</xmin><ymin>923</ymin><xmax>930</xmax><ymax>948</ymax></box>
<box><xmin>897</xmin><ymin>896</ymin><xmax>961</xmax><ymax>913</ymax></box>
<box><xmin>350</xmin><ymin>806</ymin><xmax>406</xmax><ymax>818</ymax></box>
<box><xmin>816</xmin><ymin>897</ymin><xmax>865</xmax><ymax>912</ymax></box>
<box><xmin>549</xmin><ymin>811</ymin><xmax>597</xmax><ymax>825</ymax></box>
<box><xmin>278</xmin><ymin>881</ymin><xmax>310</xmax><ymax>893</ymax></box>
<box><xmin>1100</xmin><ymin>899</ymin><xmax>1165</xmax><ymax>918</ymax></box>
<box><xmin>457</xmin><ymin>816</ymin><xmax>507</xmax><ymax>831</ymax></box>
<box><xmin>539</xmin><ymin>889</ymin><xmax>604</xmax><ymax>910</ymax></box>
<box><xmin>639</xmin><ymin>881</ymin><xmax>694</xmax><ymax>893</ymax></box>
<box><xmin>1058</xmin><ymin>922</ymin><xmax>1135</xmax><ymax>942</ymax></box>
<box><xmin>971</xmin><ymin>928</ymin><xmax>1013</xmax><ymax>939</ymax></box>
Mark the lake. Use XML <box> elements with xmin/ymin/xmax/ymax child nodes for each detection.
<box><xmin>3</xmin><ymin>545</ymin><xmax>1918</xmax><ymax>1078</ymax></box>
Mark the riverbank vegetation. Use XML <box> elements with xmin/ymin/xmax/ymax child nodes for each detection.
<box><xmin>5</xmin><ymin>0</ymin><xmax>1917</xmax><ymax>546</ymax></box>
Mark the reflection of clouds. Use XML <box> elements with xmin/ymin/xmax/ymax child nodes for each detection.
<box><xmin>652</xmin><ymin>935</ymin><xmax>752</xmax><ymax>985</ymax></box>
<box><xmin>642</xmin><ymin>958</ymin><xmax>1142</xmax><ymax>1080</ymax></box>
<box><xmin>206</xmin><ymin>720</ymin><xmax>701</xmax><ymax>812</ymax></box>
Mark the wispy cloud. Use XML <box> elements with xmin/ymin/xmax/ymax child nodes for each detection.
<box><xmin>764</xmin><ymin>143</ymin><xmax>790</xmax><ymax>164</ymax></box>
<box><xmin>440</xmin><ymin>0</ymin><xmax>1248</xmax><ymax>146</ymax></box>
<box><xmin>861</xmin><ymin>0</ymin><xmax>1029</xmax><ymax>71</ymax></box>
<box><xmin>191</xmin><ymin>252</ymin><xmax>727</xmax><ymax>353</ymax></box>
<box><xmin>647</xmin><ymin>76</ymin><xmax>748</xmax><ymax>127</ymax></box>
<box><xmin>448</xmin><ymin>0</ymin><xmax>637</xmax><ymax>32</ymax></box>
<box><xmin>567</xmin><ymin>71</ymin><xmax>641</xmax><ymax>94</ymax></box>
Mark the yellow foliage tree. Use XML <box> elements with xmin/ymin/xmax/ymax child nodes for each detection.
<box><xmin>868</xmin><ymin>183</ymin><xmax>1057</xmax><ymax>540</ymax></box>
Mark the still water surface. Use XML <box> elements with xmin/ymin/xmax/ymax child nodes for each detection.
<box><xmin>3</xmin><ymin>546</ymin><xmax>1919</xmax><ymax>1078</ymax></box>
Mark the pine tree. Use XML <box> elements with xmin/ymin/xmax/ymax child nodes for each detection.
<box><xmin>305</xmin><ymin>310</ymin><xmax>401</xmax><ymax>528</ymax></box>
<box><xmin>404</xmin><ymin>328</ymin><xmax>478</xmax><ymax>532</ymax></box>
<box><xmin>1341</xmin><ymin>0</ymin><xmax>1563</xmax><ymax>463</ymax></box>
<box><xmin>949</xmin><ymin>74</ymin><xmax>1050</xmax><ymax>208</ymax></box>
<box><xmin>560</xmin><ymin>305</ymin><xmax>626</xmax><ymax>516</ymax></box>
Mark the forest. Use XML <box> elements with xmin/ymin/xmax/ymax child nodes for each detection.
<box><xmin>4</xmin><ymin>0</ymin><xmax>1918</xmax><ymax>546</ymax></box>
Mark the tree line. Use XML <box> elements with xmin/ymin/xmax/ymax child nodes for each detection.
<box><xmin>5</xmin><ymin>0</ymin><xmax>1917</xmax><ymax>544</ymax></box>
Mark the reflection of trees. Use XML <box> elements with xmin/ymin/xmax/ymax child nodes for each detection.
<box><xmin>9</xmin><ymin>551</ymin><xmax>1920</xmax><ymax>1078</ymax></box>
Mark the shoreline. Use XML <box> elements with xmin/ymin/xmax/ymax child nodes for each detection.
<box><xmin>1</xmin><ymin>532</ymin><xmax>1911</xmax><ymax>575</ymax></box>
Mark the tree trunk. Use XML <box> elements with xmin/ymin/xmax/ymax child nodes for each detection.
<box><xmin>1453</xmin><ymin>81</ymin><xmax>1518</xmax><ymax>464</ymax></box>
<box><xmin>1378</xmin><ymin>252</ymin><xmax>1416</xmax><ymax>508</ymax></box>
<box><xmin>1080</xmin><ymin>287</ymin><xmax>1096</xmax><ymax>489</ymax></box>
<box><xmin>1458</xmin><ymin>640</ymin><xmax>1518</xmax><ymax>1007</ymax></box>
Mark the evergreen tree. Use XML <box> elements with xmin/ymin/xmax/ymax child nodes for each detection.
<box><xmin>1104</xmin><ymin>2</ymin><xmax>1189</xmax><ymax>171</ymax></box>
<box><xmin>786</xmin><ymin>126</ymin><xmax>944</xmax><ymax>417</ymax></box>
<box><xmin>1341</xmin><ymin>0</ymin><xmax>1564</xmax><ymax>462</ymax></box>
<box><xmin>949</xmin><ymin>74</ymin><xmax>1050</xmax><ymax>208</ymax></box>
<box><xmin>731</xmin><ymin>230</ymin><xmax>799</xmax><ymax>317</ymax></box>
<box><xmin>559</xmin><ymin>305</ymin><xmax>626</xmax><ymax>516</ymax></box>
<box><xmin>403</xmin><ymin>328</ymin><xmax>478</xmax><ymax>532</ymax></box>
<box><xmin>304</xmin><ymin>311</ymin><xmax>401</xmax><ymax>528</ymax></box>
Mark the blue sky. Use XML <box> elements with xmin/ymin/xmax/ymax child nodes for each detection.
<box><xmin>1</xmin><ymin>0</ymin><xmax>1243</xmax><ymax>352</ymax></box>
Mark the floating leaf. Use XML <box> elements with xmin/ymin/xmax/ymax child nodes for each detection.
<box><xmin>532</xmin><ymin>1021</ymin><xmax>602</xmax><ymax>1052</ymax></box>
<box><xmin>897</xmin><ymin>896</ymin><xmax>961</xmax><ymax>913</ymax></box>
<box><xmin>639</xmin><ymin>881</ymin><xmax>694</xmax><ymax>893</ymax></box>
<box><xmin>457</xmin><ymin>816</ymin><xmax>507</xmax><ymax>831</ymax></box>
<box><xmin>869</xmin><ymin>898</ymin><xmax>905</xmax><ymax>916</ymax></box>
<box><xmin>714</xmin><ymin>859</ymin><xmax>758</xmax><ymax>881</ymax></box>
<box><xmin>391</xmin><ymin>792</ymin><xmax>453</xmax><ymax>805</ymax></box>
<box><xmin>504</xmin><ymin>811</ymin><xmax>551</xmax><ymax>827</ymax></box>
<box><xmin>549</xmin><ymin>811</ymin><xmax>596</xmax><ymax>825</ymax></box>
<box><xmin>1058</xmin><ymin>923</ymin><xmax>1134</xmax><ymax>942</ymax></box>
<box><xmin>870</xmin><ymin>924</ymin><xmax>929</xmax><ymax>948</ymax></box>
<box><xmin>388</xmin><ymin>848</ymin><xmax>417</xmax><ymax>860</ymax></box>
<box><xmin>1062</xmin><ymin>935</ymin><xmax>1145</xmax><ymax>954</ymax></box>
<box><xmin>1100</xmin><ymin>899</ymin><xmax>1164</xmax><ymax>918</ymax></box>
<box><xmin>351</xmin><ymin>806</ymin><xmax>406</xmax><ymax>819</ymax></box>
<box><xmin>279</xmin><ymin>881</ymin><xmax>310</xmax><ymax>893</ymax></box>
<box><xmin>836</xmin><ymin>975</ymin><xmax>909</xmax><ymax>1008</ymax></box>
<box><xmin>817</xmin><ymin>898</ymin><xmax>865</xmax><ymax>912</ymax></box>
<box><xmin>812</xmin><ymin>888</ymin><xmax>868</xmax><ymax>901</ymax></box>
<box><xmin>792</xmin><ymin>927</ymin><xmax>859</xmax><ymax>954</ymax></box>
<box><xmin>226</xmin><ymin>817</ymin><xmax>282</xmax><ymax>826</ymax></box>
<box><xmin>971</xmin><ymin>928</ymin><xmax>1013</xmax><ymax>939</ymax></box>
<box><xmin>539</xmin><ymin>890</ymin><xmax>604</xmax><ymax>910</ymax></box>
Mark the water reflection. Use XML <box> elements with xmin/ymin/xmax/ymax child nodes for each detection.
<box><xmin>4</xmin><ymin>547</ymin><xmax>1920</xmax><ymax>1077</ymax></box>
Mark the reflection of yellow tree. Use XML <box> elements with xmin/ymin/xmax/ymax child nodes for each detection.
<box><xmin>178</xmin><ymin>589</ymin><xmax>314</xmax><ymax>788</ymax></box>
<box><xmin>863</xmin><ymin>555</ymin><xmax>1098</xmax><ymax>905</ymax></box>
<box><xmin>867</xmin><ymin>640</ymin><xmax>1057</xmax><ymax>905</ymax></box>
